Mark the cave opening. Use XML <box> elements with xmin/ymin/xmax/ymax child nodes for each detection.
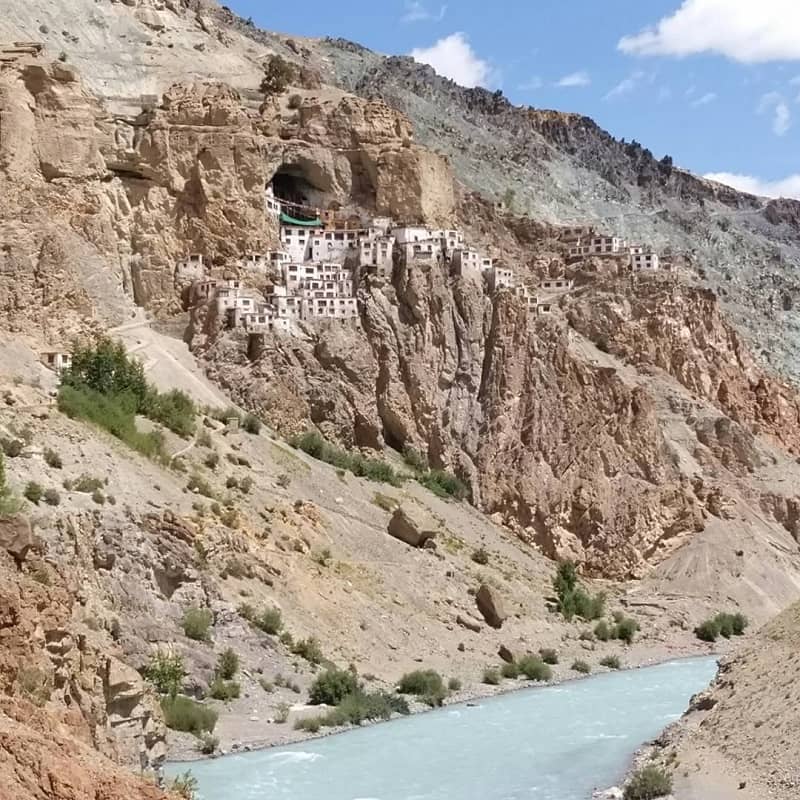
<box><xmin>270</xmin><ymin>163</ymin><xmax>330</xmax><ymax>220</ymax></box>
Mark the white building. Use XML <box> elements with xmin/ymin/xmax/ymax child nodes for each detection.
<box><xmin>266</xmin><ymin>185</ymin><xmax>282</xmax><ymax>217</ymax></box>
<box><xmin>176</xmin><ymin>253</ymin><xmax>205</xmax><ymax>282</ymax></box>
<box><xmin>569</xmin><ymin>236</ymin><xmax>627</xmax><ymax>258</ymax></box>
<box><xmin>280</xmin><ymin>225</ymin><xmax>319</xmax><ymax>262</ymax></box>
<box><xmin>480</xmin><ymin>257</ymin><xmax>495</xmax><ymax>272</ymax></box>
<box><xmin>41</xmin><ymin>351</ymin><xmax>72</xmax><ymax>373</ymax></box>
<box><xmin>631</xmin><ymin>252</ymin><xmax>660</xmax><ymax>271</ymax></box>
<box><xmin>239</xmin><ymin>253</ymin><xmax>269</xmax><ymax>272</ymax></box>
<box><xmin>489</xmin><ymin>265</ymin><xmax>515</xmax><ymax>291</ymax></box>
<box><xmin>451</xmin><ymin>247</ymin><xmax>481</xmax><ymax>276</ymax></box>
<box><xmin>359</xmin><ymin>234</ymin><xmax>395</xmax><ymax>273</ymax></box>
<box><xmin>560</xmin><ymin>225</ymin><xmax>594</xmax><ymax>242</ymax></box>
<box><xmin>311</xmin><ymin>228</ymin><xmax>363</xmax><ymax>263</ymax></box>
<box><xmin>515</xmin><ymin>285</ymin><xmax>538</xmax><ymax>312</ymax></box>
<box><xmin>540</xmin><ymin>277</ymin><xmax>574</xmax><ymax>293</ymax></box>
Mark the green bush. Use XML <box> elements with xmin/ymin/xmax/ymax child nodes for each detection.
<box><xmin>482</xmin><ymin>667</ymin><xmax>501</xmax><ymax>685</ymax></box>
<box><xmin>255</xmin><ymin>607</ymin><xmax>282</xmax><ymax>634</ymax></box>
<box><xmin>187</xmin><ymin>474</ymin><xmax>214</xmax><ymax>498</ymax></box>
<box><xmin>204</xmin><ymin>452</ymin><xmax>219</xmax><ymax>470</ymax></box>
<box><xmin>161</xmin><ymin>695</ymin><xmax>218</xmax><ymax>734</ymax></box>
<box><xmin>730</xmin><ymin>612</ymin><xmax>748</xmax><ymax>636</ymax></box>
<box><xmin>144</xmin><ymin>652</ymin><xmax>185</xmax><ymax>696</ymax></box>
<box><xmin>552</xmin><ymin>562</ymin><xmax>605</xmax><ymax>621</ymax></box>
<box><xmin>614</xmin><ymin>617</ymin><xmax>639</xmax><ymax>645</ymax></box>
<box><xmin>402</xmin><ymin>446</ymin><xmax>428</xmax><ymax>472</ymax></box>
<box><xmin>292</xmin><ymin>637</ymin><xmax>324</xmax><ymax>665</ymax></box>
<box><xmin>624</xmin><ymin>765</ymin><xmax>673</xmax><ymax>800</ymax></box>
<box><xmin>309</xmin><ymin>669</ymin><xmax>359</xmax><ymax>706</ymax></box>
<box><xmin>594</xmin><ymin>620</ymin><xmax>612</xmax><ymax>641</ymax></box>
<box><xmin>24</xmin><ymin>482</ymin><xmax>43</xmax><ymax>505</ymax></box>
<box><xmin>571</xmin><ymin>659</ymin><xmax>591</xmax><ymax>674</ymax></box>
<box><xmin>539</xmin><ymin>648</ymin><xmax>559</xmax><ymax>665</ymax></box>
<box><xmin>295</xmin><ymin>715</ymin><xmax>322</xmax><ymax>733</ymax></box>
<box><xmin>517</xmin><ymin>655</ymin><xmax>552</xmax><ymax>682</ymax></box>
<box><xmin>0</xmin><ymin>437</ymin><xmax>24</xmax><ymax>457</ymax></box>
<box><xmin>197</xmin><ymin>732</ymin><xmax>219</xmax><ymax>755</ymax></box>
<box><xmin>237</xmin><ymin>603</ymin><xmax>255</xmax><ymax>622</ymax></box>
<box><xmin>417</xmin><ymin>469</ymin><xmax>468</xmax><ymax>500</ymax></box>
<box><xmin>501</xmin><ymin>661</ymin><xmax>520</xmax><ymax>679</ymax></box>
<box><xmin>71</xmin><ymin>474</ymin><xmax>104</xmax><ymax>493</ymax></box>
<box><xmin>242</xmin><ymin>413</ymin><xmax>262</xmax><ymax>435</ymax></box>
<box><xmin>169</xmin><ymin>772</ymin><xmax>198</xmax><ymax>800</ymax></box>
<box><xmin>447</xmin><ymin>677</ymin><xmax>462</xmax><ymax>691</ymax></box>
<box><xmin>471</xmin><ymin>547</ymin><xmax>489</xmax><ymax>565</ymax></box>
<box><xmin>44</xmin><ymin>448</ymin><xmax>63</xmax><ymax>469</ymax></box>
<box><xmin>694</xmin><ymin>611</ymin><xmax>748</xmax><ymax>642</ymax></box>
<box><xmin>44</xmin><ymin>488</ymin><xmax>60</xmax><ymax>506</ymax></box>
<box><xmin>91</xmin><ymin>489</ymin><xmax>105</xmax><ymax>505</ymax></box>
<box><xmin>142</xmin><ymin>388</ymin><xmax>196</xmax><ymax>438</ymax></box>
<box><xmin>216</xmin><ymin>648</ymin><xmax>239</xmax><ymax>680</ymax></box>
<box><xmin>397</xmin><ymin>669</ymin><xmax>444</xmax><ymax>697</ymax></box>
<box><xmin>182</xmin><ymin>607</ymin><xmax>213</xmax><ymax>641</ymax></box>
<box><xmin>600</xmin><ymin>655</ymin><xmax>621</xmax><ymax>670</ymax></box>
<box><xmin>208</xmin><ymin>678</ymin><xmax>240</xmax><ymax>701</ymax></box>
<box><xmin>323</xmin><ymin>690</ymin><xmax>409</xmax><ymax>725</ymax></box>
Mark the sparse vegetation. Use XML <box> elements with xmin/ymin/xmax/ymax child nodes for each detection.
<box><xmin>614</xmin><ymin>616</ymin><xmax>640</xmax><ymax>645</ymax></box>
<box><xmin>517</xmin><ymin>655</ymin><xmax>552</xmax><ymax>682</ymax></box>
<box><xmin>169</xmin><ymin>772</ymin><xmax>198</xmax><ymax>800</ymax></box>
<box><xmin>216</xmin><ymin>648</ymin><xmax>239</xmax><ymax>680</ymax></box>
<box><xmin>397</xmin><ymin>669</ymin><xmax>444</xmax><ymax>697</ymax></box>
<box><xmin>694</xmin><ymin>611</ymin><xmax>748</xmax><ymax>642</ymax></box>
<box><xmin>447</xmin><ymin>677</ymin><xmax>462</xmax><ymax>692</ymax></box>
<box><xmin>501</xmin><ymin>661</ymin><xmax>520</xmax><ymax>679</ymax></box>
<box><xmin>259</xmin><ymin>678</ymin><xmax>274</xmax><ymax>693</ymax></box>
<box><xmin>204</xmin><ymin>451</ymin><xmax>219</xmax><ymax>470</ymax></box>
<box><xmin>311</xmin><ymin>547</ymin><xmax>332</xmax><ymax>567</ymax></box>
<box><xmin>0</xmin><ymin>437</ymin><xmax>23</xmax><ymax>458</ymax></box>
<box><xmin>274</xmin><ymin>702</ymin><xmax>291</xmax><ymax>723</ymax></box>
<box><xmin>471</xmin><ymin>547</ymin><xmax>489</xmax><ymax>565</ymax></box>
<box><xmin>197</xmin><ymin>732</ymin><xmax>219</xmax><ymax>755</ymax></box>
<box><xmin>260</xmin><ymin>54</ymin><xmax>294</xmax><ymax>95</ymax></box>
<box><xmin>161</xmin><ymin>695</ymin><xmax>218</xmax><ymax>734</ymax></box>
<box><xmin>600</xmin><ymin>655</ymin><xmax>621</xmax><ymax>670</ymax></box>
<box><xmin>242</xmin><ymin>413</ymin><xmax>262</xmax><ymax>435</ymax></box>
<box><xmin>571</xmin><ymin>659</ymin><xmax>591</xmax><ymax>674</ymax></box>
<box><xmin>290</xmin><ymin>431</ymin><xmax>402</xmax><ymax>486</ymax></box>
<box><xmin>208</xmin><ymin>677</ymin><xmax>241</xmax><ymax>701</ymax></box>
<box><xmin>17</xmin><ymin>667</ymin><xmax>52</xmax><ymax>707</ymax></box>
<box><xmin>144</xmin><ymin>651</ymin><xmax>185</xmax><ymax>697</ymax></box>
<box><xmin>623</xmin><ymin>765</ymin><xmax>673</xmax><ymax>800</ymax></box>
<box><xmin>0</xmin><ymin>451</ymin><xmax>21</xmax><ymax>515</ymax></box>
<box><xmin>182</xmin><ymin>607</ymin><xmax>213</xmax><ymax>641</ymax></box>
<box><xmin>91</xmin><ymin>489</ymin><xmax>105</xmax><ymax>505</ymax></box>
<box><xmin>254</xmin><ymin>607</ymin><xmax>283</xmax><ymax>635</ymax></box>
<box><xmin>402</xmin><ymin>446</ymin><xmax>428</xmax><ymax>471</ymax></box>
<box><xmin>71</xmin><ymin>474</ymin><xmax>104</xmax><ymax>493</ymax></box>
<box><xmin>291</xmin><ymin>636</ymin><xmax>324</xmax><ymax>665</ymax></box>
<box><xmin>552</xmin><ymin>562</ymin><xmax>606</xmax><ymax>622</ymax></box>
<box><xmin>482</xmin><ymin>667</ymin><xmax>501</xmax><ymax>685</ymax></box>
<box><xmin>187</xmin><ymin>474</ymin><xmax>214</xmax><ymax>498</ymax></box>
<box><xmin>416</xmin><ymin>469</ymin><xmax>468</xmax><ymax>500</ymax></box>
<box><xmin>372</xmin><ymin>492</ymin><xmax>397</xmax><ymax>512</ymax></box>
<box><xmin>276</xmin><ymin>473</ymin><xmax>291</xmax><ymax>488</ymax></box>
<box><xmin>44</xmin><ymin>448</ymin><xmax>63</xmax><ymax>469</ymax></box>
<box><xmin>539</xmin><ymin>648</ymin><xmax>559</xmax><ymax>665</ymax></box>
<box><xmin>308</xmin><ymin>668</ymin><xmax>359</xmax><ymax>706</ymax></box>
<box><xmin>43</xmin><ymin>488</ymin><xmax>60</xmax><ymax>506</ymax></box>
<box><xmin>23</xmin><ymin>481</ymin><xmax>43</xmax><ymax>505</ymax></box>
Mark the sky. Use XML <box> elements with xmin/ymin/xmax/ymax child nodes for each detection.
<box><xmin>228</xmin><ymin>0</ymin><xmax>800</xmax><ymax>199</ymax></box>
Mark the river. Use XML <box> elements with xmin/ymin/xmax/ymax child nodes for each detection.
<box><xmin>165</xmin><ymin>657</ymin><xmax>718</xmax><ymax>800</ymax></box>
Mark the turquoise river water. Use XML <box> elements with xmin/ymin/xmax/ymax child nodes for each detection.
<box><xmin>165</xmin><ymin>657</ymin><xmax>718</xmax><ymax>800</ymax></box>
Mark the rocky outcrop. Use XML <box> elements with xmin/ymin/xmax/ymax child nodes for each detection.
<box><xmin>475</xmin><ymin>584</ymin><xmax>506</xmax><ymax>629</ymax></box>
<box><xmin>387</xmin><ymin>505</ymin><xmax>438</xmax><ymax>548</ymax></box>
<box><xmin>0</xmin><ymin>515</ymin><xmax>35</xmax><ymax>564</ymax></box>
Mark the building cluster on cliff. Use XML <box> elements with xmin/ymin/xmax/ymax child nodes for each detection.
<box><xmin>169</xmin><ymin>186</ymin><xmax>664</xmax><ymax>343</ymax></box>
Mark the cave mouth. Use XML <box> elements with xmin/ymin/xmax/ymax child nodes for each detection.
<box><xmin>270</xmin><ymin>163</ymin><xmax>329</xmax><ymax>214</ymax></box>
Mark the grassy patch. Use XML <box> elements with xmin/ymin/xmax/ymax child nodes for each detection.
<box><xmin>552</xmin><ymin>562</ymin><xmax>606</xmax><ymax>622</ymax></box>
<box><xmin>517</xmin><ymin>655</ymin><xmax>552</xmax><ymax>682</ymax></box>
<box><xmin>624</xmin><ymin>765</ymin><xmax>673</xmax><ymax>800</ymax></box>
<box><xmin>182</xmin><ymin>607</ymin><xmax>213</xmax><ymax>641</ymax></box>
<box><xmin>571</xmin><ymin>659</ymin><xmax>591</xmax><ymax>674</ymax></box>
<box><xmin>600</xmin><ymin>655</ymin><xmax>621</xmax><ymax>670</ymax></box>
<box><xmin>695</xmin><ymin>612</ymin><xmax>748</xmax><ymax>642</ymax></box>
<box><xmin>161</xmin><ymin>695</ymin><xmax>217</xmax><ymax>734</ymax></box>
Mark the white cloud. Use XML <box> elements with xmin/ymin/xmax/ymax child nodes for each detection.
<box><xmin>704</xmin><ymin>172</ymin><xmax>800</xmax><ymax>199</ymax></box>
<box><xmin>410</xmin><ymin>33</ymin><xmax>491</xmax><ymax>87</ymax></box>
<box><xmin>604</xmin><ymin>71</ymin><xmax>646</xmax><ymax>100</ymax></box>
<box><xmin>519</xmin><ymin>76</ymin><xmax>543</xmax><ymax>91</ymax></box>
<box><xmin>556</xmin><ymin>71</ymin><xmax>590</xmax><ymax>88</ymax></box>
<box><xmin>619</xmin><ymin>0</ymin><xmax>800</xmax><ymax>63</ymax></box>
<box><xmin>401</xmin><ymin>1</ymin><xmax>447</xmax><ymax>23</ymax></box>
<box><xmin>690</xmin><ymin>91</ymin><xmax>717</xmax><ymax>107</ymax></box>
<box><xmin>758</xmin><ymin>91</ymin><xmax>791</xmax><ymax>135</ymax></box>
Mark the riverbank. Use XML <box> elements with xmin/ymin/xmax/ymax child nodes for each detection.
<box><xmin>167</xmin><ymin>635</ymin><xmax>728</xmax><ymax>763</ymax></box>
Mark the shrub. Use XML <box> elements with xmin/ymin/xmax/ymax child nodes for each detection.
<box><xmin>239</xmin><ymin>476</ymin><xmax>254</xmax><ymax>494</ymax></box>
<box><xmin>276</xmin><ymin>473</ymin><xmax>291</xmax><ymax>488</ymax></box>
<box><xmin>694</xmin><ymin>619</ymin><xmax>720</xmax><ymax>642</ymax></box>
<box><xmin>539</xmin><ymin>648</ymin><xmax>559</xmax><ymax>665</ymax></box>
<box><xmin>182</xmin><ymin>608</ymin><xmax>213</xmax><ymax>641</ymax></box>
<box><xmin>694</xmin><ymin>611</ymin><xmax>748</xmax><ymax>642</ymax></box>
<box><xmin>730</xmin><ymin>612</ymin><xmax>748</xmax><ymax>636</ymax></box>
<box><xmin>71</xmin><ymin>474</ymin><xmax>104</xmax><ymax>493</ymax></box>
<box><xmin>142</xmin><ymin>388</ymin><xmax>196</xmax><ymax>438</ymax></box>
<box><xmin>17</xmin><ymin>667</ymin><xmax>51</xmax><ymax>706</ymax></box>
<box><xmin>187</xmin><ymin>474</ymin><xmax>214</xmax><ymax>498</ymax></box>
<box><xmin>447</xmin><ymin>677</ymin><xmax>462</xmax><ymax>692</ymax></box>
<box><xmin>279</xmin><ymin>631</ymin><xmax>294</xmax><ymax>647</ymax></box>
<box><xmin>571</xmin><ymin>659</ymin><xmax>591</xmax><ymax>674</ymax></box>
<box><xmin>216</xmin><ymin>648</ymin><xmax>239</xmax><ymax>680</ymax></box>
<box><xmin>295</xmin><ymin>715</ymin><xmax>321</xmax><ymax>733</ymax></box>
<box><xmin>482</xmin><ymin>667</ymin><xmax>501</xmax><ymax>685</ymax></box>
<box><xmin>44</xmin><ymin>488</ymin><xmax>61</xmax><ymax>506</ymax></box>
<box><xmin>255</xmin><ymin>607</ymin><xmax>282</xmax><ymax>634</ymax></box>
<box><xmin>91</xmin><ymin>489</ymin><xmax>105</xmax><ymax>505</ymax></box>
<box><xmin>24</xmin><ymin>482</ymin><xmax>43</xmax><ymax>505</ymax></box>
<box><xmin>44</xmin><ymin>448</ymin><xmax>63</xmax><ymax>469</ymax></box>
<box><xmin>624</xmin><ymin>765</ymin><xmax>673</xmax><ymax>800</ymax></box>
<box><xmin>501</xmin><ymin>661</ymin><xmax>520</xmax><ymax>679</ymax></box>
<box><xmin>225</xmin><ymin>476</ymin><xmax>238</xmax><ymax>490</ymax></box>
<box><xmin>600</xmin><ymin>655</ymin><xmax>621</xmax><ymax>670</ymax></box>
<box><xmin>197</xmin><ymin>429</ymin><xmax>213</xmax><ymax>448</ymax></box>
<box><xmin>417</xmin><ymin>469</ymin><xmax>468</xmax><ymax>500</ymax></box>
<box><xmin>208</xmin><ymin>678</ymin><xmax>240</xmax><ymax>701</ymax></box>
<box><xmin>144</xmin><ymin>652</ymin><xmax>185</xmax><ymax>696</ymax></box>
<box><xmin>402</xmin><ymin>446</ymin><xmax>428</xmax><ymax>472</ymax></box>
<box><xmin>237</xmin><ymin>603</ymin><xmax>255</xmax><ymax>622</ymax></box>
<box><xmin>397</xmin><ymin>669</ymin><xmax>444</xmax><ymax>697</ymax></box>
<box><xmin>169</xmin><ymin>772</ymin><xmax>198</xmax><ymax>800</ymax></box>
<box><xmin>260</xmin><ymin>54</ymin><xmax>294</xmax><ymax>95</ymax></box>
<box><xmin>372</xmin><ymin>492</ymin><xmax>397</xmax><ymax>512</ymax></box>
<box><xmin>204</xmin><ymin>452</ymin><xmax>219</xmax><ymax>470</ymax></box>
<box><xmin>197</xmin><ymin>732</ymin><xmax>219</xmax><ymax>755</ymax></box>
<box><xmin>0</xmin><ymin>437</ymin><xmax>23</xmax><ymax>457</ymax></box>
<box><xmin>274</xmin><ymin>702</ymin><xmax>291</xmax><ymax>723</ymax></box>
<box><xmin>517</xmin><ymin>655</ymin><xmax>552</xmax><ymax>682</ymax></box>
<box><xmin>292</xmin><ymin>637</ymin><xmax>324</xmax><ymax>665</ymax></box>
<box><xmin>614</xmin><ymin>617</ymin><xmax>639</xmax><ymax>645</ymax></box>
<box><xmin>324</xmin><ymin>690</ymin><xmax>409</xmax><ymax>725</ymax></box>
<box><xmin>594</xmin><ymin>620</ymin><xmax>612</xmax><ymax>641</ymax></box>
<box><xmin>161</xmin><ymin>695</ymin><xmax>217</xmax><ymax>734</ymax></box>
<box><xmin>242</xmin><ymin>413</ymin><xmax>262</xmax><ymax>435</ymax></box>
<box><xmin>471</xmin><ymin>547</ymin><xmax>489</xmax><ymax>565</ymax></box>
<box><xmin>287</xmin><ymin>93</ymin><xmax>303</xmax><ymax>109</ymax></box>
<box><xmin>309</xmin><ymin>668</ymin><xmax>359</xmax><ymax>706</ymax></box>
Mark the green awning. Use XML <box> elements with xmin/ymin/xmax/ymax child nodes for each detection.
<box><xmin>280</xmin><ymin>212</ymin><xmax>323</xmax><ymax>227</ymax></box>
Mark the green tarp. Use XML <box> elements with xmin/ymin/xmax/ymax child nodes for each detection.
<box><xmin>280</xmin><ymin>212</ymin><xmax>323</xmax><ymax>227</ymax></box>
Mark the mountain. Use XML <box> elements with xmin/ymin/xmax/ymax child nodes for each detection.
<box><xmin>0</xmin><ymin>2</ymin><xmax>799</xmax><ymax>799</ymax></box>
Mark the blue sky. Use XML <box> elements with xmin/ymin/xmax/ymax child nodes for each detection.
<box><xmin>229</xmin><ymin>0</ymin><xmax>800</xmax><ymax>198</ymax></box>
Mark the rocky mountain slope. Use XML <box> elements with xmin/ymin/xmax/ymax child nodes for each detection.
<box><xmin>1</xmin><ymin>2</ymin><xmax>800</xmax><ymax>798</ymax></box>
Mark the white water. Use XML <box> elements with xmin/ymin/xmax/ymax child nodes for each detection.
<box><xmin>165</xmin><ymin>657</ymin><xmax>718</xmax><ymax>800</ymax></box>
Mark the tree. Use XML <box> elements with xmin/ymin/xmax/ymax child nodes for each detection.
<box><xmin>260</xmin><ymin>55</ymin><xmax>294</xmax><ymax>96</ymax></box>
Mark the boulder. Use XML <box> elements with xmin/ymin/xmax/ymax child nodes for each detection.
<box><xmin>456</xmin><ymin>614</ymin><xmax>481</xmax><ymax>633</ymax></box>
<box><xmin>387</xmin><ymin>505</ymin><xmax>437</xmax><ymax>548</ymax></box>
<box><xmin>0</xmin><ymin>516</ymin><xmax>34</xmax><ymax>564</ymax></box>
<box><xmin>498</xmin><ymin>644</ymin><xmax>515</xmax><ymax>663</ymax></box>
<box><xmin>475</xmin><ymin>584</ymin><xmax>507</xmax><ymax>629</ymax></box>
